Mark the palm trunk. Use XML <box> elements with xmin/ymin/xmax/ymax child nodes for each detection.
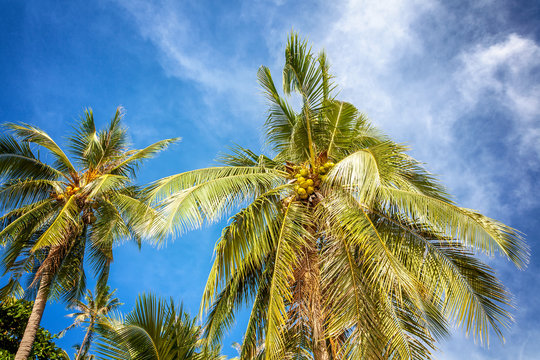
<box><xmin>15</xmin><ymin>269</ymin><xmax>53</xmax><ymax>360</ymax></box>
<box><xmin>76</xmin><ymin>319</ymin><xmax>94</xmax><ymax>360</ymax></box>
<box><xmin>306</xmin><ymin>243</ymin><xmax>330</xmax><ymax>360</ymax></box>
<box><xmin>311</xmin><ymin>272</ymin><xmax>329</xmax><ymax>360</ymax></box>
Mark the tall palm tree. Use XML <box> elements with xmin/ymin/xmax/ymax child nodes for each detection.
<box><xmin>94</xmin><ymin>293</ymin><xmax>225</xmax><ymax>360</ymax></box>
<box><xmin>60</xmin><ymin>285</ymin><xmax>122</xmax><ymax>360</ymax></box>
<box><xmin>0</xmin><ymin>107</ymin><xmax>178</xmax><ymax>360</ymax></box>
<box><xmin>149</xmin><ymin>33</ymin><xmax>529</xmax><ymax>359</ymax></box>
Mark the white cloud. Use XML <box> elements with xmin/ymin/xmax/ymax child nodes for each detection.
<box><xmin>114</xmin><ymin>0</ymin><xmax>247</xmax><ymax>92</ymax></box>
<box><xmin>110</xmin><ymin>0</ymin><xmax>263</xmax><ymax>140</ymax></box>
<box><xmin>456</xmin><ymin>34</ymin><xmax>540</xmax><ymax>158</ymax></box>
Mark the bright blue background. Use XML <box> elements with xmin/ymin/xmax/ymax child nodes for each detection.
<box><xmin>1</xmin><ymin>0</ymin><xmax>539</xmax><ymax>358</ymax></box>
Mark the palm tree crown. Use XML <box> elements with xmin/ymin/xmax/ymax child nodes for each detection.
<box><xmin>0</xmin><ymin>107</ymin><xmax>178</xmax><ymax>359</ymax></box>
<box><xmin>94</xmin><ymin>293</ymin><xmax>226</xmax><ymax>360</ymax></box>
<box><xmin>151</xmin><ymin>34</ymin><xmax>529</xmax><ymax>359</ymax></box>
<box><xmin>60</xmin><ymin>285</ymin><xmax>122</xmax><ymax>360</ymax></box>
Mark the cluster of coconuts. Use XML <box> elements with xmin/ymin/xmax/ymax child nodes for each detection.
<box><xmin>51</xmin><ymin>185</ymin><xmax>80</xmax><ymax>201</ymax></box>
<box><xmin>291</xmin><ymin>161</ymin><xmax>335</xmax><ymax>200</ymax></box>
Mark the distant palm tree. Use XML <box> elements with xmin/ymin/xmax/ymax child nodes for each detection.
<box><xmin>94</xmin><ymin>293</ymin><xmax>225</xmax><ymax>360</ymax></box>
<box><xmin>0</xmin><ymin>108</ymin><xmax>178</xmax><ymax>360</ymax></box>
<box><xmin>150</xmin><ymin>34</ymin><xmax>529</xmax><ymax>359</ymax></box>
<box><xmin>60</xmin><ymin>285</ymin><xmax>122</xmax><ymax>360</ymax></box>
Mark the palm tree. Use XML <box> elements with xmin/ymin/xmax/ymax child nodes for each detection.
<box><xmin>94</xmin><ymin>293</ymin><xmax>225</xmax><ymax>360</ymax></box>
<box><xmin>149</xmin><ymin>33</ymin><xmax>529</xmax><ymax>359</ymax></box>
<box><xmin>59</xmin><ymin>285</ymin><xmax>122</xmax><ymax>360</ymax></box>
<box><xmin>0</xmin><ymin>107</ymin><xmax>178</xmax><ymax>360</ymax></box>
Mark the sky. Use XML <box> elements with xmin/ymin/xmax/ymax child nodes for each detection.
<box><xmin>0</xmin><ymin>0</ymin><xmax>539</xmax><ymax>358</ymax></box>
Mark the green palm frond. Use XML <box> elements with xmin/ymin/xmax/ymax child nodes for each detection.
<box><xmin>31</xmin><ymin>196</ymin><xmax>80</xmax><ymax>250</ymax></box>
<box><xmin>218</xmin><ymin>145</ymin><xmax>279</xmax><ymax>168</ymax></box>
<box><xmin>282</xmin><ymin>33</ymin><xmax>327</xmax><ymax>110</ymax></box>
<box><xmin>319</xmin><ymin>100</ymin><xmax>358</xmax><ymax>159</ymax></box>
<box><xmin>94</xmin><ymin>293</ymin><xmax>203</xmax><ymax>360</ymax></box>
<box><xmin>0</xmin><ymin>200</ymin><xmax>56</xmax><ymax>246</ymax></box>
<box><xmin>68</xmin><ymin>108</ymin><xmax>103</xmax><ymax>169</ymax></box>
<box><xmin>5</xmin><ymin>123</ymin><xmax>77</xmax><ymax>174</ymax></box>
<box><xmin>151</xmin><ymin>167</ymin><xmax>285</xmax><ymax>236</ymax></box>
<box><xmin>0</xmin><ymin>134</ymin><xmax>63</xmax><ymax>180</ymax></box>
<box><xmin>109</xmin><ymin>137</ymin><xmax>181</xmax><ymax>176</ymax></box>
<box><xmin>380</xmin><ymin>187</ymin><xmax>529</xmax><ymax>268</ymax></box>
<box><xmin>0</xmin><ymin>179</ymin><xmax>61</xmax><ymax>212</ymax></box>
<box><xmin>200</xmin><ymin>185</ymin><xmax>289</xmax><ymax>313</ymax></box>
<box><xmin>264</xmin><ymin>202</ymin><xmax>312</xmax><ymax>360</ymax></box>
<box><xmin>257</xmin><ymin>66</ymin><xmax>297</xmax><ymax>155</ymax></box>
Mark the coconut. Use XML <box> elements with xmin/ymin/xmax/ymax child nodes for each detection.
<box><xmin>307</xmin><ymin>186</ymin><xmax>314</xmax><ymax>194</ymax></box>
<box><xmin>298</xmin><ymin>188</ymin><xmax>306</xmax><ymax>195</ymax></box>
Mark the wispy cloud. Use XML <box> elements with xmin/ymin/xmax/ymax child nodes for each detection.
<box><xmin>111</xmin><ymin>0</ymin><xmax>264</xmax><ymax>142</ymax></box>
<box><xmin>456</xmin><ymin>34</ymin><xmax>540</xmax><ymax>158</ymax></box>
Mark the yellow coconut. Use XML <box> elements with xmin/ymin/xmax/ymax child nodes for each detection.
<box><xmin>300</xmin><ymin>193</ymin><xmax>308</xmax><ymax>199</ymax></box>
<box><xmin>306</xmin><ymin>179</ymin><xmax>314</xmax><ymax>186</ymax></box>
<box><xmin>298</xmin><ymin>188</ymin><xmax>306</xmax><ymax>195</ymax></box>
<box><xmin>297</xmin><ymin>176</ymin><xmax>306</xmax><ymax>183</ymax></box>
<box><xmin>307</xmin><ymin>186</ymin><xmax>314</xmax><ymax>194</ymax></box>
<box><xmin>300</xmin><ymin>168</ymin><xmax>308</xmax><ymax>177</ymax></box>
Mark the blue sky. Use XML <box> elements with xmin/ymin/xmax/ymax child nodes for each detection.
<box><xmin>1</xmin><ymin>0</ymin><xmax>539</xmax><ymax>358</ymax></box>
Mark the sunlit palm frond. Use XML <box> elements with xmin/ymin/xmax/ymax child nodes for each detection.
<box><xmin>94</xmin><ymin>294</ymin><xmax>202</xmax><ymax>360</ymax></box>
<box><xmin>151</xmin><ymin>167</ymin><xmax>285</xmax><ymax>236</ymax></box>
<box><xmin>31</xmin><ymin>196</ymin><xmax>80</xmax><ymax>250</ymax></box>
<box><xmin>379</xmin><ymin>186</ymin><xmax>529</xmax><ymax>268</ymax></box>
<box><xmin>68</xmin><ymin>108</ymin><xmax>103</xmax><ymax>169</ymax></box>
<box><xmin>257</xmin><ymin>66</ymin><xmax>297</xmax><ymax>154</ymax></box>
<box><xmin>0</xmin><ymin>134</ymin><xmax>63</xmax><ymax>180</ymax></box>
<box><xmin>264</xmin><ymin>202</ymin><xmax>312</xmax><ymax>360</ymax></box>
<box><xmin>218</xmin><ymin>145</ymin><xmax>279</xmax><ymax>169</ymax></box>
<box><xmin>5</xmin><ymin>123</ymin><xmax>77</xmax><ymax>174</ymax></box>
<box><xmin>110</xmin><ymin>137</ymin><xmax>180</xmax><ymax>177</ymax></box>
<box><xmin>0</xmin><ymin>179</ymin><xmax>61</xmax><ymax>212</ymax></box>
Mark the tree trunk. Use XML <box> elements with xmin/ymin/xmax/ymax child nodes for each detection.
<box><xmin>311</xmin><ymin>277</ymin><xmax>329</xmax><ymax>360</ymax></box>
<box><xmin>306</xmin><ymin>245</ymin><xmax>330</xmax><ymax>360</ymax></box>
<box><xmin>14</xmin><ymin>268</ymin><xmax>53</xmax><ymax>360</ymax></box>
<box><xmin>76</xmin><ymin>319</ymin><xmax>94</xmax><ymax>360</ymax></box>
